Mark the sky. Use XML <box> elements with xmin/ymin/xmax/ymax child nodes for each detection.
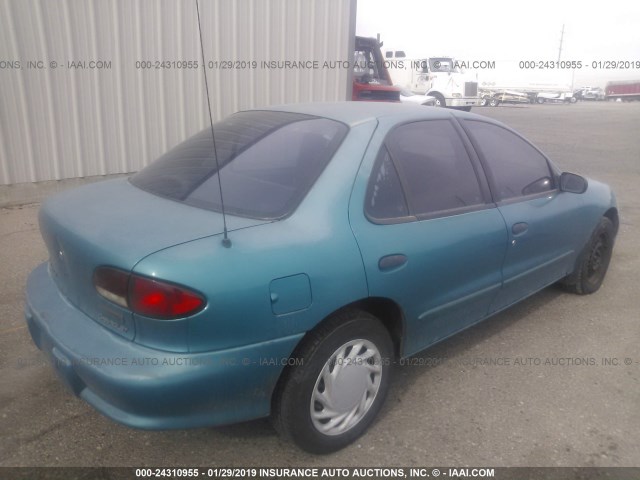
<box><xmin>356</xmin><ymin>0</ymin><xmax>640</xmax><ymax>88</ymax></box>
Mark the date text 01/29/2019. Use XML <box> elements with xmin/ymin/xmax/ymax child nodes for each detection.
<box><xmin>518</xmin><ymin>60</ymin><xmax>640</xmax><ymax>69</ymax></box>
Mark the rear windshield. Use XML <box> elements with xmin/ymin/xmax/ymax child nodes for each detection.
<box><xmin>130</xmin><ymin>111</ymin><xmax>348</xmax><ymax>219</ymax></box>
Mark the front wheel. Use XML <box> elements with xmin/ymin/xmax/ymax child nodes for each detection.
<box><xmin>488</xmin><ymin>98</ymin><xmax>500</xmax><ymax>107</ymax></box>
<box><xmin>432</xmin><ymin>93</ymin><xmax>446</xmax><ymax>107</ymax></box>
<box><xmin>562</xmin><ymin>217</ymin><xmax>615</xmax><ymax>294</ymax></box>
<box><xmin>272</xmin><ymin>310</ymin><xmax>393</xmax><ymax>453</ymax></box>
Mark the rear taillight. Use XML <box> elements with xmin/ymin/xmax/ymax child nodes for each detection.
<box><xmin>129</xmin><ymin>275</ymin><xmax>205</xmax><ymax>319</ymax></box>
<box><xmin>93</xmin><ymin>267</ymin><xmax>205</xmax><ymax>319</ymax></box>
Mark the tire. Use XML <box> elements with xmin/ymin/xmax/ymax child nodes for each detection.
<box><xmin>479</xmin><ymin>97</ymin><xmax>488</xmax><ymax>107</ymax></box>
<box><xmin>432</xmin><ymin>93</ymin><xmax>446</xmax><ymax>107</ymax></box>
<box><xmin>488</xmin><ymin>98</ymin><xmax>499</xmax><ymax>107</ymax></box>
<box><xmin>562</xmin><ymin>217</ymin><xmax>615</xmax><ymax>295</ymax></box>
<box><xmin>570</xmin><ymin>96</ymin><xmax>577</xmax><ymax>103</ymax></box>
<box><xmin>537</xmin><ymin>97</ymin><xmax>545</xmax><ymax>104</ymax></box>
<box><xmin>272</xmin><ymin>310</ymin><xmax>393</xmax><ymax>454</ymax></box>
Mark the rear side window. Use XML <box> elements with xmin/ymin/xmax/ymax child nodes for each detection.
<box><xmin>131</xmin><ymin>111</ymin><xmax>348</xmax><ymax>219</ymax></box>
<box><xmin>384</xmin><ymin>120</ymin><xmax>484</xmax><ymax>216</ymax></box>
<box><xmin>366</xmin><ymin>148</ymin><xmax>409</xmax><ymax>220</ymax></box>
<box><xmin>463</xmin><ymin>120</ymin><xmax>554</xmax><ymax>200</ymax></box>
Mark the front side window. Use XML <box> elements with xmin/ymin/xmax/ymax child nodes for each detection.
<box><xmin>131</xmin><ymin>111</ymin><xmax>348</xmax><ymax>219</ymax></box>
<box><xmin>383</xmin><ymin>120</ymin><xmax>484</xmax><ymax>217</ymax></box>
<box><xmin>463</xmin><ymin>120</ymin><xmax>554</xmax><ymax>200</ymax></box>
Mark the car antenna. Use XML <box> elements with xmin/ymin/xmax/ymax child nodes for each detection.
<box><xmin>195</xmin><ymin>0</ymin><xmax>231</xmax><ymax>248</ymax></box>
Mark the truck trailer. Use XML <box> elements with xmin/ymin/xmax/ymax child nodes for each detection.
<box><xmin>605</xmin><ymin>80</ymin><xmax>640</xmax><ymax>101</ymax></box>
<box><xmin>479</xmin><ymin>85</ymin><xmax>576</xmax><ymax>106</ymax></box>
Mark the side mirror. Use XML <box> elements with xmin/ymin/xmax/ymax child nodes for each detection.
<box><xmin>560</xmin><ymin>172</ymin><xmax>588</xmax><ymax>194</ymax></box>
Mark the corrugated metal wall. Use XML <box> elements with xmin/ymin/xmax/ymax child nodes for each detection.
<box><xmin>0</xmin><ymin>0</ymin><xmax>356</xmax><ymax>186</ymax></box>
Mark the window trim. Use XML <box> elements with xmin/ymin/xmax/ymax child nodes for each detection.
<box><xmin>449</xmin><ymin>117</ymin><xmax>494</xmax><ymax>205</ymax></box>
<box><xmin>364</xmin><ymin>146</ymin><xmax>415</xmax><ymax>224</ymax></box>
<box><xmin>364</xmin><ymin>119</ymin><xmax>494</xmax><ymax>224</ymax></box>
<box><xmin>459</xmin><ymin>118</ymin><xmax>560</xmax><ymax>205</ymax></box>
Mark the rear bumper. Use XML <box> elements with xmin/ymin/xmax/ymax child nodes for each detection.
<box><xmin>25</xmin><ymin>262</ymin><xmax>303</xmax><ymax>429</ymax></box>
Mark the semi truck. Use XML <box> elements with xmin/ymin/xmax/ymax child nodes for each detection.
<box><xmin>574</xmin><ymin>86</ymin><xmax>605</xmax><ymax>101</ymax></box>
<box><xmin>385</xmin><ymin>52</ymin><xmax>480</xmax><ymax>111</ymax></box>
<box><xmin>605</xmin><ymin>80</ymin><xmax>640</xmax><ymax>101</ymax></box>
<box><xmin>352</xmin><ymin>37</ymin><xmax>401</xmax><ymax>102</ymax></box>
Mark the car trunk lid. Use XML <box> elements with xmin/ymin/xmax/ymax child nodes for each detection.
<box><xmin>39</xmin><ymin>178</ymin><xmax>267</xmax><ymax>340</ymax></box>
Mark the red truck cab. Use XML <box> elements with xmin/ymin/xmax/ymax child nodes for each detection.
<box><xmin>352</xmin><ymin>36</ymin><xmax>401</xmax><ymax>102</ymax></box>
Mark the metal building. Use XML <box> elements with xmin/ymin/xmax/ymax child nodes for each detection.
<box><xmin>0</xmin><ymin>0</ymin><xmax>356</xmax><ymax>198</ymax></box>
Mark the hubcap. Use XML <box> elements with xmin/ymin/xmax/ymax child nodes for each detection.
<box><xmin>310</xmin><ymin>339</ymin><xmax>382</xmax><ymax>436</ymax></box>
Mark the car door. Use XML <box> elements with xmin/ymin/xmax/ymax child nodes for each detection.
<box><xmin>461</xmin><ymin>119</ymin><xmax>586</xmax><ymax>312</ymax></box>
<box><xmin>349</xmin><ymin>118</ymin><xmax>508</xmax><ymax>357</ymax></box>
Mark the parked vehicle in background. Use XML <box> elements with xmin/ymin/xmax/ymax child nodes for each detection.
<box><xmin>536</xmin><ymin>91</ymin><xmax>576</xmax><ymax>104</ymax></box>
<box><xmin>582</xmin><ymin>87</ymin><xmax>605</xmax><ymax>101</ymax></box>
<box><xmin>479</xmin><ymin>79</ymin><xmax>575</xmax><ymax>105</ymax></box>
<box><xmin>573</xmin><ymin>86</ymin><xmax>605</xmax><ymax>101</ymax></box>
<box><xmin>352</xmin><ymin>37</ymin><xmax>400</xmax><ymax>102</ymax></box>
<box><xmin>480</xmin><ymin>89</ymin><xmax>531</xmax><ymax>107</ymax></box>
<box><xmin>605</xmin><ymin>80</ymin><xmax>640</xmax><ymax>101</ymax></box>
<box><xmin>386</xmin><ymin>52</ymin><xmax>479</xmax><ymax>111</ymax></box>
<box><xmin>397</xmin><ymin>86</ymin><xmax>436</xmax><ymax>106</ymax></box>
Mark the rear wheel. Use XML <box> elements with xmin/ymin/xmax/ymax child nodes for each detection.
<box><xmin>537</xmin><ymin>97</ymin><xmax>546</xmax><ymax>104</ymax></box>
<box><xmin>272</xmin><ymin>310</ymin><xmax>393</xmax><ymax>454</ymax></box>
<box><xmin>562</xmin><ymin>217</ymin><xmax>615</xmax><ymax>294</ymax></box>
<box><xmin>489</xmin><ymin>98</ymin><xmax>500</xmax><ymax>107</ymax></box>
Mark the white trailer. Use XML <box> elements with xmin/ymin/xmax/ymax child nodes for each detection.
<box><xmin>479</xmin><ymin>74</ymin><xmax>576</xmax><ymax>106</ymax></box>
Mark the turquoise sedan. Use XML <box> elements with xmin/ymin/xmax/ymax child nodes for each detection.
<box><xmin>25</xmin><ymin>102</ymin><xmax>617</xmax><ymax>453</ymax></box>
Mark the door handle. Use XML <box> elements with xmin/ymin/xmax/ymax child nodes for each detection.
<box><xmin>511</xmin><ymin>222</ymin><xmax>529</xmax><ymax>236</ymax></box>
<box><xmin>378</xmin><ymin>254</ymin><xmax>408</xmax><ymax>271</ymax></box>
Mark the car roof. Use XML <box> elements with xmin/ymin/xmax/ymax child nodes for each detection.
<box><xmin>243</xmin><ymin>101</ymin><xmax>481</xmax><ymax>127</ymax></box>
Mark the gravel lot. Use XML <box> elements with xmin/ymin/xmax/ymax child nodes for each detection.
<box><xmin>1</xmin><ymin>101</ymin><xmax>639</xmax><ymax>468</ymax></box>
